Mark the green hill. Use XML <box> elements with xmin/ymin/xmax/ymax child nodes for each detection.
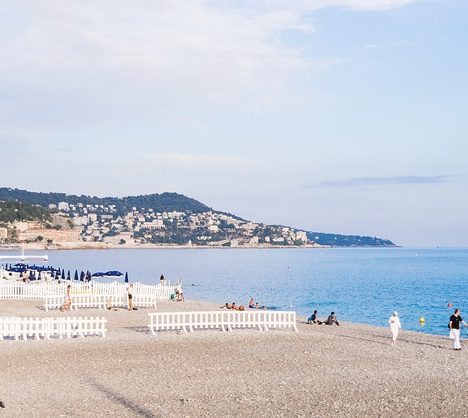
<box><xmin>0</xmin><ymin>187</ymin><xmax>396</xmax><ymax>247</ymax></box>
<box><xmin>0</xmin><ymin>188</ymin><xmax>210</xmax><ymax>215</ymax></box>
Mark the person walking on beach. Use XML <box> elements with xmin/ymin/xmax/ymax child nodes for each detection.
<box><xmin>60</xmin><ymin>284</ymin><xmax>72</xmax><ymax>312</ymax></box>
<box><xmin>127</xmin><ymin>284</ymin><xmax>134</xmax><ymax>311</ymax></box>
<box><xmin>388</xmin><ymin>311</ymin><xmax>401</xmax><ymax>346</ymax></box>
<box><xmin>449</xmin><ymin>309</ymin><xmax>467</xmax><ymax>351</ymax></box>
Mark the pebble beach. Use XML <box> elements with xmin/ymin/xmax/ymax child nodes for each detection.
<box><xmin>0</xmin><ymin>299</ymin><xmax>467</xmax><ymax>418</ymax></box>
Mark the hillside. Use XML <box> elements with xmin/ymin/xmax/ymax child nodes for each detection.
<box><xmin>0</xmin><ymin>188</ymin><xmax>210</xmax><ymax>215</ymax></box>
<box><xmin>0</xmin><ymin>187</ymin><xmax>396</xmax><ymax>247</ymax></box>
<box><xmin>0</xmin><ymin>201</ymin><xmax>53</xmax><ymax>225</ymax></box>
<box><xmin>307</xmin><ymin>232</ymin><xmax>394</xmax><ymax>247</ymax></box>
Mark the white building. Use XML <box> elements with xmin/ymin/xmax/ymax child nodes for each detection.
<box><xmin>58</xmin><ymin>202</ymin><xmax>69</xmax><ymax>211</ymax></box>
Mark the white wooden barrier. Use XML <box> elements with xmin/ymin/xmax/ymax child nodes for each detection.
<box><xmin>44</xmin><ymin>294</ymin><xmax>157</xmax><ymax>311</ymax></box>
<box><xmin>44</xmin><ymin>294</ymin><xmax>108</xmax><ymax>312</ymax></box>
<box><xmin>0</xmin><ymin>316</ymin><xmax>107</xmax><ymax>340</ymax></box>
<box><xmin>148</xmin><ymin>311</ymin><xmax>298</xmax><ymax>334</ymax></box>
<box><xmin>0</xmin><ymin>281</ymin><xmax>175</xmax><ymax>301</ymax></box>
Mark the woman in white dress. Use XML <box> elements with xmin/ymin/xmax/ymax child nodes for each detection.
<box><xmin>388</xmin><ymin>311</ymin><xmax>401</xmax><ymax>346</ymax></box>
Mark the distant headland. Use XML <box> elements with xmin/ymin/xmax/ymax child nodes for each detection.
<box><xmin>0</xmin><ymin>187</ymin><xmax>396</xmax><ymax>249</ymax></box>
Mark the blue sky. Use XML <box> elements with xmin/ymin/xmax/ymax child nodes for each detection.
<box><xmin>0</xmin><ymin>0</ymin><xmax>467</xmax><ymax>247</ymax></box>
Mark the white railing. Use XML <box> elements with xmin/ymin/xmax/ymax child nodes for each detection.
<box><xmin>0</xmin><ymin>316</ymin><xmax>107</xmax><ymax>340</ymax></box>
<box><xmin>148</xmin><ymin>311</ymin><xmax>298</xmax><ymax>334</ymax></box>
<box><xmin>44</xmin><ymin>293</ymin><xmax>157</xmax><ymax>311</ymax></box>
<box><xmin>0</xmin><ymin>281</ymin><xmax>175</xmax><ymax>301</ymax></box>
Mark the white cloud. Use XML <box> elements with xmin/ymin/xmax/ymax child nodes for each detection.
<box><xmin>0</xmin><ymin>0</ymin><xmax>425</xmax><ymax>114</ymax></box>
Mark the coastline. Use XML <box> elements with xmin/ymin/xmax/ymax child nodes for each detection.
<box><xmin>0</xmin><ymin>298</ymin><xmax>466</xmax><ymax>417</ymax></box>
<box><xmin>0</xmin><ymin>243</ymin><xmax>402</xmax><ymax>251</ymax></box>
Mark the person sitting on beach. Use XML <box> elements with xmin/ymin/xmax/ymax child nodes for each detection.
<box><xmin>307</xmin><ymin>310</ymin><xmax>322</xmax><ymax>324</ymax></box>
<box><xmin>238</xmin><ymin>305</ymin><xmax>245</xmax><ymax>311</ymax></box>
<box><xmin>248</xmin><ymin>297</ymin><xmax>255</xmax><ymax>308</ymax></box>
<box><xmin>221</xmin><ymin>302</ymin><xmax>232</xmax><ymax>309</ymax></box>
<box><xmin>255</xmin><ymin>302</ymin><xmax>267</xmax><ymax>310</ymax></box>
<box><xmin>325</xmin><ymin>312</ymin><xmax>340</xmax><ymax>326</ymax></box>
<box><xmin>231</xmin><ymin>302</ymin><xmax>237</xmax><ymax>310</ymax></box>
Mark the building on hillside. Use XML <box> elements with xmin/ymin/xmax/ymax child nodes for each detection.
<box><xmin>0</xmin><ymin>227</ymin><xmax>8</xmax><ymax>241</ymax></box>
<box><xmin>58</xmin><ymin>202</ymin><xmax>69</xmax><ymax>211</ymax></box>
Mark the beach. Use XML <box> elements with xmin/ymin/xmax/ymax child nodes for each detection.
<box><xmin>0</xmin><ymin>299</ymin><xmax>467</xmax><ymax>418</ymax></box>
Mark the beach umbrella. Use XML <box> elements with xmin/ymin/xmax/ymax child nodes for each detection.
<box><xmin>80</xmin><ymin>271</ymin><xmax>85</xmax><ymax>281</ymax></box>
<box><xmin>91</xmin><ymin>272</ymin><xmax>106</xmax><ymax>278</ymax></box>
<box><xmin>104</xmin><ymin>271</ymin><xmax>123</xmax><ymax>277</ymax></box>
<box><xmin>125</xmin><ymin>272</ymin><xmax>129</xmax><ymax>283</ymax></box>
<box><xmin>62</xmin><ymin>268</ymin><xmax>65</xmax><ymax>278</ymax></box>
<box><xmin>67</xmin><ymin>270</ymin><xmax>71</xmax><ymax>280</ymax></box>
<box><xmin>74</xmin><ymin>270</ymin><xmax>79</xmax><ymax>281</ymax></box>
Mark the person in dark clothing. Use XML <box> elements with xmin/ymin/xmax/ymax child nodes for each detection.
<box><xmin>307</xmin><ymin>310</ymin><xmax>322</xmax><ymax>324</ymax></box>
<box><xmin>449</xmin><ymin>309</ymin><xmax>467</xmax><ymax>350</ymax></box>
<box><xmin>325</xmin><ymin>312</ymin><xmax>340</xmax><ymax>326</ymax></box>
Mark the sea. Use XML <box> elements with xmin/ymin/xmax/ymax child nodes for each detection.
<box><xmin>3</xmin><ymin>247</ymin><xmax>467</xmax><ymax>337</ymax></box>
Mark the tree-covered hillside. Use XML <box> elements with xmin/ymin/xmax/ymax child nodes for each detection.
<box><xmin>0</xmin><ymin>188</ymin><xmax>211</xmax><ymax>215</ymax></box>
<box><xmin>307</xmin><ymin>231</ymin><xmax>395</xmax><ymax>247</ymax></box>
<box><xmin>0</xmin><ymin>201</ymin><xmax>52</xmax><ymax>224</ymax></box>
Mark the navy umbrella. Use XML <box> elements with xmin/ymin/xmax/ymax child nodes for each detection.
<box><xmin>74</xmin><ymin>270</ymin><xmax>79</xmax><ymax>281</ymax></box>
<box><xmin>124</xmin><ymin>272</ymin><xmax>129</xmax><ymax>283</ymax></box>
<box><xmin>91</xmin><ymin>272</ymin><xmax>106</xmax><ymax>278</ymax></box>
<box><xmin>67</xmin><ymin>270</ymin><xmax>71</xmax><ymax>280</ymax></box>
<box><xmin>14</xmin><ymin>263</ymin><xmax>28</xmax><ymax>268</ymax></box>
<box><xmin>105</xmin><ymin>271</ymin><xmax>123</xmax><ymax>277</ymax></box>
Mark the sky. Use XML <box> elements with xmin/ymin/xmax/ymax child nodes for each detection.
<box><xmin>0</xmin><ymin>0</ymin><xmax>467</xmax><ymax>247</ymax></box>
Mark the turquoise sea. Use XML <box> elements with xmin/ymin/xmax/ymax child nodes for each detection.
<box><xmin>4</xmin><ymin>248</ymin><xmax>468</xmax><ymax>336</ymax></box>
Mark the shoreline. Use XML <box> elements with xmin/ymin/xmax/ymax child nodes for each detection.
<box><xmin>0</xmin><ymin>243</ymin><xmax>400</xmax><ymax>251</ymax></box>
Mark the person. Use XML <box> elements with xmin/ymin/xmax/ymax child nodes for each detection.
<box><xmin>175</xmin><ymin>285</ymin><xmax>184</xmax><ymax>302</ymax></box>
<box><xmin>60</xmin><ymin>284</ymin><xmax>72</xmax><ymax>312</ymax></box>
<box><xmin>307</xmin><ymin>310</ymin><xmax>321</xmax><ymax>324</ymax></box>
<box><xmin>255</xmin><ymin>302</ymin><xmax>267</xmax><ymax>310</ymax></box>
<box><xmin>127</xmin><ymin>284</ymin><xmax>134</xmax><ymax>311</ymax></box>
<box><xmin>221</xmin><ymin>302</ymin><xmax>232</xmax><ymax>309</ymax></box>
<box><xmin>160</xmin><ymin>274</ymin><xmax>165</xmax><ymax>284</ymax></box>
<box><xmin>248</xmin><ymin>297</ymin><xmax>255</xmax><ymax>309</ymax></box>
<box><xmin>449</xmin><ymin>309</ymin><xmax>467</xmax><ymax>351</ymax></box>
<box><xmin>325</xmin><ymin>311</ymin><xmax>340</xmax><ymax>326</ymax></box>
<box><xmin>388</xmin><ymin>311</ymin><xmax>401</xmax><ymax>346</ymax></box>
<box><xmin>231</xmin><ymin>302</ymin><xmax>237</xmax><ymax>310</ymax></box>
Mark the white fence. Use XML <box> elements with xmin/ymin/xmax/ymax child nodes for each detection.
<box><xmin>44</xmin><ymin>294</ymin><xmax>158</xmax><ymax>311</ymax></box>
<box><xmin>0</xmin><ymin>281</ymin><xmax>175</xmax><ymax>302</ymax></box>
<box><xmin>148</xmin><ymin>311</ymin><xmax>298</xmax><ymax>334</ymax></box>
<box><xmin>0</xmin><ymin>316</ymin><xmax>107</xmax><ymax>340</ymax></box>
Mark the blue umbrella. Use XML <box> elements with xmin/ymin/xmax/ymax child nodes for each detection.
<box><xmin>125</xmin><ymin>272</ymin><xmax>129</xmax><ymax>283</ymax></box>
<box><xmin>14</xmin><ymin>263</ymin><xmax>28</xmax><ymax>268</ymax></box>
<box><xmin>74</xmin><ymin>270</ymin><xmax>79</xmax><ymax>281</ymax></box>
<box><xmin>105</xmin><ymin>271</ymin><xmax>123</xmax><ymax>277</ymax></box>
<box><xmin>67</xmin><ymin>270</ymin><xmax>71</xmax><ymax>280</ymax></box>
<box><xmin>91</xmin><ymin>272</ymin><xmax>106</xmax><ymax>277</ymax></box>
